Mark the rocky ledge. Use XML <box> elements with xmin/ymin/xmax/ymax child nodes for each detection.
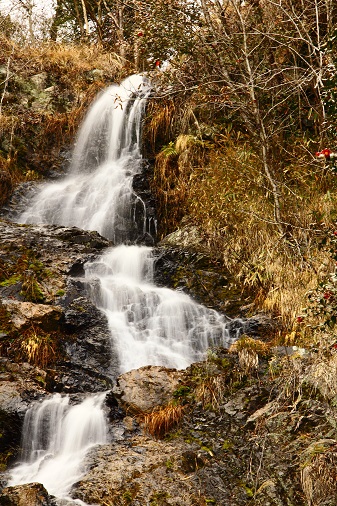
<box><xmin>56</xmin><ymin>353</ymin><xmax>337</xmax><ymax>505</ymax></box>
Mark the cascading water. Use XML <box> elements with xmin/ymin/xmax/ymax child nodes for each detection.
<box><xmin>8</xmin><ymin>393</ymin><xmax>107</xmax><ymax>502</ymax></box>
<box><xmin>20</xmin><ymin>75</ymin><xmax>151</xmax><ymax>243</ymax></box>
<box><xmin>84</xmin><ymin>244</ymin><xmax>235</xmax><ymax>373</ymax></box>
<box><xmin>9</xmin><ymin>74</ymin><xmax>241</xmax><ymax>502</ymax></box>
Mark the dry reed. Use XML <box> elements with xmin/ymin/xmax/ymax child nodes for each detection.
<box><xmin>142</xmin><ymin>404</ymin><xmax>184</xmax><ymax>439</ymax></box>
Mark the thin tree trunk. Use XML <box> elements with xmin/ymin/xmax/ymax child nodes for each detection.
<box><xmin>80</xmin><ymin>0</ymin><xmax>90</xmax><ymax>37</ymax></box>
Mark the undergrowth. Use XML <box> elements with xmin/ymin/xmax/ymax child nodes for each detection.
<box><xmin>0</xmin><ymin>325</ymin><xmax>61</xmax><ymax>369</ymax></box>
<box><xmin>0</xmin><ymin>246</ymin><xmax>50</xmax><ymax>303</ymax></box>
<box><xmin>142</xmin><ymin>404</ymin><xmax>185</xmax><ymax>439</ymax></box>
<box><xmin>148</xmin><ymin>93</ymin><xmax>337</xmax><ymax>339</ymax></box>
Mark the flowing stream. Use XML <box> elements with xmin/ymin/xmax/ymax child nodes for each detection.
<box><xmin>8</xmin><ymin>74</ymin><xmax>239</xmax><ymax>502</ymax></box>
<box><xmin>9</xmin><ymin>393</ymin><xmax>107</xmax><ymax>502</ymax></box>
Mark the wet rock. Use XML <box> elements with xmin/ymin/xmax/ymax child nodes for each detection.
<box><xmin>132</xmin><ymin>161</ymin><xmax>157</xmax><ymax>242</ymax></box>
<box><xmin>153</xmin><ymin>245</ymin><xmax>247</xmax><ymax>317</ymax></box>
<box><xmin>55</xmin><ymin>294</ymin><xmax>118</xmax><ymax>393</ymax></box>
<box><xmin>0</xmin><ymin>183</ymin><xmax>39</xmax><ymax>219</ymax></box>
<box><xmin>0</xmin><ymin>482</ymin><xmax>53</xmax><ymax>506</ymax></box>
<box><xmin>0</xmin><ymin>220</ymin><xmax>117</xmax><ymax>393</ymax></box>
<box><xmin>112</xmin><ymin>366</ymin><xmax>182</xmax><ymax>414</ymax></box>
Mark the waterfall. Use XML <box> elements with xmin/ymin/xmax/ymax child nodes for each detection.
<box><xmin>20</xmin><ymin>75</ymin><xmax>151</xmax><ymax>244</ymax></box>
<box><xmin>8</xmin><ymin>393</ymin><xmax>107</xmax><ymax>501</ymax></box>
<box><xmin>84</xmin><ymin>245</ymin><xmax>235</xmax><ymax>372</ymax></box>
<box><xmin>10</xmin><ymin>74</ymin><xmax>241</xmax><ymax>501</ymax></box>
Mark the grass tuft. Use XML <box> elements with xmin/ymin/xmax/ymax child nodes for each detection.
<box><xmin>142</xmin><ymin>404</ymin><xmax>184</xmax><ymax>439</ymax></box>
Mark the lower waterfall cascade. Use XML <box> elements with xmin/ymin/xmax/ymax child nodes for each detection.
<box><xmin>8</xmin><ymin>393</ymin><xmax>108</xmax><ymax>502</ymax></box>
<box><xmin>7</xmin><ymin>74</ymin><xmax>243</xmax><ymax>503</ymax></box>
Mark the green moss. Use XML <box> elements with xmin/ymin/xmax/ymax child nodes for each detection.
<box><xmin>20</xmin><ymin>275</ymin><xmax>45</xmax><ymax>303</ymax></box>
<box><xmin>0</xmin><ymin>274</ymin><xmax>21</xmax><ymax>286</ymax></box>
<box><xmin>0</xmin><ymin>247</ymin><xmax>52</xmax><ymax>303</ymax></box>
<box><xmin>122</xmin><ymin>491</ymin><xmax>133</xmax><ymax>504</ymax></box>
<box><xmin>173</xmin><ymin>385</ymin><xmax>191</xmax><ymax>399</ymax></box>
<box><xmin>149</xmin><ymin>491</ymin><xmax>169</xmax><ymax>506</ymax></box>
<box><xmin>165</xmin><ymin>459</ymin><xmax>174</xmax><ymax>469</ymax></box>
<box><xmin>55</xmin><ymin>289</ymin><xmax>65</xmax><ymax>297</ymax></box>
<box><xmin>201</xmin><ymin>445</ymin><xmax>214</xmax><ymax>456</ymax></box>
<box><xmin>222</xmin><ymin>440</ymin><xmax>233</xmax><ymax>451</ymax></box>
<box><xmin>240</xmin><ymin>483</ymin><xmax>254</xmax><ymax>499</ymax></box>
<box><xmin>34</xmin><ymin>375</ymin><xmax>46</xmax><ymax>385</ymax></box>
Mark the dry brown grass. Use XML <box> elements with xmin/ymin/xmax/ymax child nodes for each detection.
<box><xmin>149</xmin><ymin>98</ymin><xmax>337</xmax><ymax>333</ymax></box>
<box><xmin>0</xmin><ymin>35</ymin><xmax>129</xmax><ymax>189</ymax></box>
<box><xmin>0</xmin><ymin>36</ymin><xmax>124</xmax><ymax>80</ymax></box>
<box><xmin>5</xmin><ymin>326</ymin><xmax>59</xmax><ymax>369</ymax></box>
<box><xmin>145</xmin><ymin>99</ymin><xmax>176</xmax><ymax>150</ymax></box>
<box><xmin>151</xmin><ymin>133</ymin><xmax>207</xmax><ymax>237</ymax></box>
<box><xmin>142</xmin><ymin>404</ymin><xmax>184</xmax><ymax>439</ymax></box>
<box><xmin>147</xmin><ymin>79</ymin><xmax>337</xmax><ymax>337</ymax></box>
<box><xmin>301</xmin><ymin>440</ymin><xmax>337</xmax><ymax>506</ymax></box>
<box><xmin>229</xmin><ymin>336</ymin><xmax>271</xmax><ymax>375</ymax></box>
<box><xmin>194</xmin><ymin>374</ymin><xmax>227</xmax><ymax>410</ymax></box>
<box><xmin>20</xmin><ymin>327</ymin><xmax>57</xmax><ymax>369</ymax></box>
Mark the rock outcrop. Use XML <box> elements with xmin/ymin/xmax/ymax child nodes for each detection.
<box><xmin>0</xmin><ymin>219</ymin><xmax>117</xmax><ymax>392</ymax></box>
<box><xmin>112</xmin><ymin>366</ymin><xmax>182</xmax><ymax>414</ymax></box>
<box><xmin>0</xmin><ymin>482</ymin><xmax>53</xmax><ymax>506</ymax></box>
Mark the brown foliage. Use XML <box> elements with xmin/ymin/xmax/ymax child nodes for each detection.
<box><xmin>1</xmin><ymin>325</ymin><xmax>60</xmax><ymax>370</ymax></box>
<box><xmin>142</xmin><ymin>404</ymin><xmax>184</xmax><ymax>439</ymax></box>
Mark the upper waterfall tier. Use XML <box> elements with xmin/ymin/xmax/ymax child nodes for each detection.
<box><xmin>19</xmin><ymin>75</ymin><xmax>151</xmax><ymax>244</ymax></box>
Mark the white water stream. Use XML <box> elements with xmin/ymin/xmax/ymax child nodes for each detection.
<box><xmin>8</xmin><ymin>393</ymin><xmax>107</xmax><ymax>502</ymax></box>
<box><xmin>20</xmin><ymin>75</ymin><xmax>151</xmax><ymax>243</ymax></box>
<box><xmin>85</xmin><ymin>244</ymin><xmax>235</xmax><ymax>373</ymax></box>
<box><xmin>9</xmin><ymin>74</ymin><xmax>239</xmax><ymax>502</ymax></box>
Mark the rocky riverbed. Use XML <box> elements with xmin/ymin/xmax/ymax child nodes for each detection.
<box><xmin>0</xmin><ymin>219</ymin><xmax>336</xmax><ymax>506</ymax></box>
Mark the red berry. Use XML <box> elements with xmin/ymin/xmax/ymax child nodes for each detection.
<box><xmin>297</xmin><ymin>316</ymin><xmax>304</xmax><ymax>323</ymax></box>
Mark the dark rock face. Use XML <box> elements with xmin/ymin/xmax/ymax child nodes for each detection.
<box><xmin>0</xmin><ymin>182</ymin><xmax>40</xmax><ymax>222</ymax></box>
<box><xmin>0</xmin><ymin>220</ymin><xmax>117</xmax><ymax>395</ymax></box>
<box><xmin>132</xmin><ymin>160</ymin><xmax>157</xmax><ymax>243</ymax></box>
<box><xmin>153</xmin><ymin>245</ymin><xmax>245</xmax><ymax>316</ymax></box>
<box><xmin>54</xmin><ymin>291</ymin><xmax>118</xmax><ymax>393</ymax></box>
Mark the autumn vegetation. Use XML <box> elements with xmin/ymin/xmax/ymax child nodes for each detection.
<box><xmin>1</xmin><ymin>0</ymin><xmax>337</xmax><ymax>350</ymax></box>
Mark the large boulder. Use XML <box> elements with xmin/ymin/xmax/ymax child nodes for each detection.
<box><xmin>2</xmin><ymin>301</ymin><xmax>62</xmax><ymax>332</ymax></box>
<box><xmin>112</xmin><ymin>366</ymin><xmax>182</xmax><ymax>414</ymax></box>
<box><xmin>0</xmin><ymin>482</ymin><xmax>53</xmax><ymax>506</ymax></box>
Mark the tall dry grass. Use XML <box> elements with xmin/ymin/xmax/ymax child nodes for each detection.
<box><xmin>148</xmin><ymin>97</ymin><xmax>337</xmax><ymax>338</ymax></box>
<box><xmin>0</xmin><ymin>35</ymin><xmax>128</xmax><ymax>190</ymax></box>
